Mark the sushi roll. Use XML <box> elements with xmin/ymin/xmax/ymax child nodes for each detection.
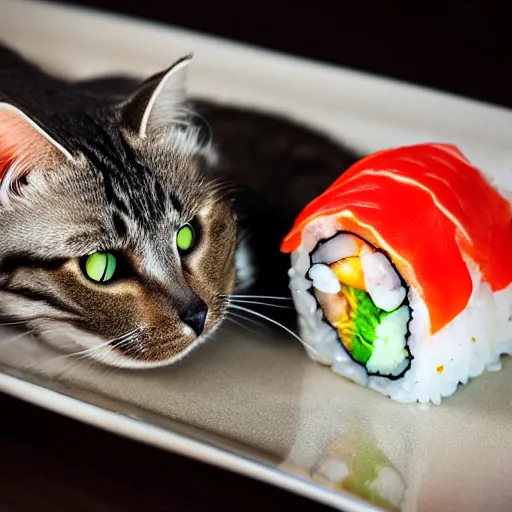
<box><xmin>281</xmin><ymin>143</ymin><xmax>512</xmax><ymax>404</ymax></box>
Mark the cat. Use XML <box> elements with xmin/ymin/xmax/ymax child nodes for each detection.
<box><xmin>0</xmin><ymin>43</ymin><xmax>360</xmax><ymax>369</ymax></box>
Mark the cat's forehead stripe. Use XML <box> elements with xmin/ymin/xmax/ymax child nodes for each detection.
<box><xmin>78</xmin><ymin>134</ymin><xmax>178</xmax><ymax>228</ymax></box>
<box><xmin>66</xmin><ymin>121</ymin><xmax>219</xmax><ymax>253</ymax></box>
<box><xmin>112</xmin><ymin>211</ymin><xmax>128</xmax><ymax>239</ymax></box>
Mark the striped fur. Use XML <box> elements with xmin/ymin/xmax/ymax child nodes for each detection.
<box><xmin>0</xmin><ymin>44</ymin><xmax>238</xmax><ymax>368</ymax></box>
<box><xmin>0</xmin><ymin>43</ymin><xmax>361</xmax><ymax>368</ymax></box>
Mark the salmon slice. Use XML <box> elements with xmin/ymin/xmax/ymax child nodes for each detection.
<box><xmin>282</xmin><ymin>143</ymin><xmax>512</xmax><ymax>334</ymax></box>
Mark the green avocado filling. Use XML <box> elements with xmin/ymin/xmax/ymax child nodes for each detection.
<box><xmin>334</xmin><ymin>285</ymin><xmax>411</xmax><ymax>376</ymax></box>
<box><xmin>348</xmin><ymin>286</ymin><xmax>387</xmax><ymax>364</ymax></box>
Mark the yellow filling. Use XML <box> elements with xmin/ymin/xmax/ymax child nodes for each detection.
<box><xmin>330</xmin><ymin>257</ymin><xmax>366</xmax><ymax>291</ymax></box>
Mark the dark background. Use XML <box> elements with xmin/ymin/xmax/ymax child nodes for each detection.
<box><xmin>59</xmin><ymin>1</ymin><xmax>512</xmax><ymax>109</ymax></box>
<box><xmin>1</xmin><ymin>1</ymin><xmax>509</xmax><ymax>511</ymax></box>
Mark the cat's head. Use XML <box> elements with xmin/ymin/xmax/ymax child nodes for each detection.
<box><xmin>0</xmin><ymin>55</ymin><xmax>240</xmax><ymax>368</ymax></box>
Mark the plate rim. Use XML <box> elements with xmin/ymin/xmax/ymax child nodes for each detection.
<box><xmin>0</xmin><ymin>370</ymin><xmax>381</xmax><ymax>512</ymax></box>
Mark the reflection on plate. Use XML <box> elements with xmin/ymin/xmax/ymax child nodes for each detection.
<box><xmin>312</xmin><ymin>429</ymin><xmax>406</xmax><ymax>512</ymax></box>
<box><xmin>1</xmin><ymin>1</ymin><xmax>512</xmax><ymax>511</ymax></box>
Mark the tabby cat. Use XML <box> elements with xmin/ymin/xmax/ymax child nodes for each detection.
<box><xmin>0</xmin><ymin>43</ymin><xmax>359</xmax><ymax>368</ymax></box>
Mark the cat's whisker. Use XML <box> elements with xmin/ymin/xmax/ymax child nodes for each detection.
<box><xmin>113</xmin><ymin>328</ymin><xmax>146</xmax><ymax>356</ymax></box>
<box><xmin>73</xmin><ymin>329</ymin><xmax>140</xmax><ymax>359</ymax></box>
<box><xmin>112</xmin><ymin>336</ymin><xmax>138</xmax><ymax>350</ymax></box>
<box><xmin>46</xmin><ymin>335</ymin><xmax>138</xmax><ymax>375</ymax></box>
<box><xmin>43</xmin><ymin>327</ymin><xmax>141</xmax><ymax>365</ymax></box>
<box><xmin>0</xmin><ymin>319</ymin><xmax>31</xmax><ymax>327</ymax></box>
<box><xmin>224</xmin><ymin>316</ymin><xmax>250</xmax><ymax>333</ymax></box>
<box><xmin>49</xmin><ymin>350</ymin><xmax>94</xmax><ymax>377</ymax></box>
<box><xmin>225</xmin><ymin>310</ymin><xmax>272</xmax><ymax>332</ymax></box>
<box><xmin>38</xmin><ymin>328</ymin><xmax>98</xmax><ymax>373</ymax></box>
<box><xmin>38</xmin><ymin>325</ymin><xmax>77</xmax><ymax>334</ymax></box>
<box><xmin>44</xmin><ymin>327</ymin><xmax>136</xmax><ymax>372</ymax></box>
<box><xmin>227</xmin><ymin>304</ymin><xmax>317</xmax><ymax>355</ymax></box>
<box><xmin>53</xmin><ymin>350</ymin><xmax>123</xmax><ymax>381</ymax></box>
<box><xmin>78</xmin><ymin>333</ymin><xmax>139</xmax><ymax>361</ymax></box>
<box><xmin>0</xmin><ymin>313</ymin><xmax>32</xmax><ymax>318</ymax></box>
<box><xmin>224</xmin><ymin>315</ymin><xmax>261</xmax><ymax>337</ymax></box>
<box><xmin>228</xmin><ymin>299</ymin><xmax>292</xmax><ymax>310</ymax></box>
<box><xmin>69</xmin><ymin>326</ymin><xmax>144</xmax><ymax>364</ymax></box>
<box><xmin>49</xmin><ymin>338</ymin><xmax>114</xmax><ymax>362</ymax></box>
<box><xmin>226</xmin><ymin>294</ymin><xmax>293</xmax><ymax>301</ymax></box>
<box><xmin>0</xmin><ymin>328</ymin><xmax>34</xmax><ymax>346</ymax></box>
<box><xmin>89</xmin><ymin>333</ymin><xmax>143</xmax><ymax>370</ymax></box>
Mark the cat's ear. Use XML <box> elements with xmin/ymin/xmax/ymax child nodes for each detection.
<box><xmin>0</xmin><ymin>103</ymin><xmax>74</xmax><ymax>193</ymax></box>
<box><xmin>121</xmin><ymin>54</ymin><xmax>193</xmax><ymax>139</ymax></box>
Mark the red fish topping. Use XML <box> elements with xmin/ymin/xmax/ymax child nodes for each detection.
<box><xmin>281</xmin><ymin>143</ymin><xmax>512</xmax><ymax>334</ymax></box>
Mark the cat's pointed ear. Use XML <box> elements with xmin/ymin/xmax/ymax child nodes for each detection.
<box><xmin>121</xmin><ymin>54</ymin><xmax>193</xmax><ymax>139</ymax></box>
<box><xmin>0</xmin><ymin>103</ymin><xmax>74</xmax><ymax>192</ymax></box>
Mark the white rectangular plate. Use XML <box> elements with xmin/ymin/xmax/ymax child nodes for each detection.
<box><xmin>1</xmin><ymin>1</ymin><xmax>512</xmax><ymax>511</ymax></box>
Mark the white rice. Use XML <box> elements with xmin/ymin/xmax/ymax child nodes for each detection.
<box><xmin>309</xmin><ymin>264</ymin><xmax>341</xmax><ymax>294</ymax></box>
<box><xmin>360</xmin><ymin>247</ymin><xmax>406</xmax><ymax>312</ymax></box>
<box><xmin>288</xmin><ymin>217</ymin><xmax>512</xmax><ymax>405</ymax></box>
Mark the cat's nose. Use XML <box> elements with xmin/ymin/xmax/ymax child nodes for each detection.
<box><xmin>180</xmin><ymin>299</ymin><xmax>208</xmax><ymax>336</ymax></box>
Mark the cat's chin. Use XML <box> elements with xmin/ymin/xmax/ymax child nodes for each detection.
<box><xmin>35</xmin><ymin>320</ymin><xmax>214</xmax><ymax>370</ymax></box>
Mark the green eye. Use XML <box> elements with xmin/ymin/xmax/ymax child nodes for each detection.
<box><xmin>176</xmin><ymin>223</ymin><xmax>195</xmax><ymax>253</ymax></box>
<box><xmin>85</xmin><ymin>252</ymin><xmax>117</xmax><ymax>283</ymax></box>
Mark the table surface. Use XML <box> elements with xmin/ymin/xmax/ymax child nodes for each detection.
<box><xmin>1</xmin><ymin>1</ymin><xmax>509</xmax><ymax>511</ymax></box>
